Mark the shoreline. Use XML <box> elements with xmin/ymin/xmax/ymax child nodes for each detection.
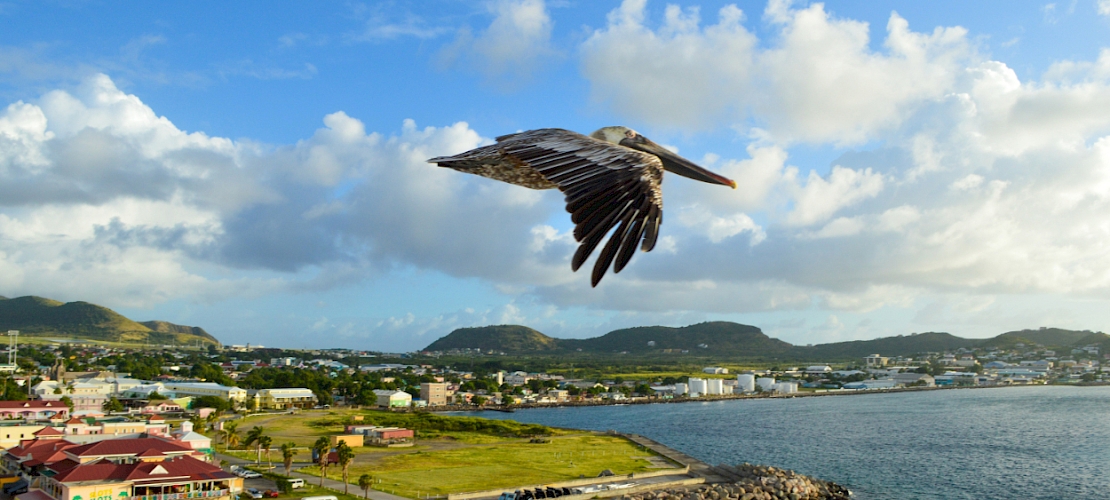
<box><xmin>425</xmin><ymin>381</ymin><xmax>1070</xmax><ymax>414</ymax></box>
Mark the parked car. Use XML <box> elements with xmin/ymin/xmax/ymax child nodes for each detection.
<box><xmin>246</xmin><ymin>489</ymin><xmax>263</xmax><ymax>499</ymax></box>
<box><xmin>287</xmin><ymin>479</ymin><xmax>305</xmax><ymax>489</ymax></box>
<box><xmin>263</xmin><ymin>490</ymin><xmax>280</xmax><ymax>498</ymax></box>
<box><xmin>237</xmin><ymin>470</ymin><xmax>262</xmax><ymax>479</ymax></box>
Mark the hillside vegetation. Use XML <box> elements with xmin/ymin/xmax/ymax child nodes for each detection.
<box><xmin>423</xmin><ymin>321</ymin><xmax>1107</xmax><ymax>362</ymax></box>
<box><xmin>0</xmin><ymin>295</ymin><xmax>219</xmax><ymax>346</ymax></box>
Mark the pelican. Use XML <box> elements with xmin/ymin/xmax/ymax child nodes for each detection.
<box><xmin>427</xmin><ymin>127</ymin><xmax>736</xmax><ymax>286</ymax></box>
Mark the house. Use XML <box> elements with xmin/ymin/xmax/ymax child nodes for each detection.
<box><xmin>252</xmin><ymin>388</ymin><xmax>317</xmax><ymax>409</ymax></box>
<box><xmin>372</xmin><ymin>390</ymin><xmax>411</xmax><ymax>408</ymax></box>
<box><xmin>419</xmin><ymin>383</ymin><xmax>448</xmax><ymax>406</ymax></box>
<box><xmin>805</xmin><ymin>365</ymin><xmax>833</xmax><ymax>375</ymax></box>
<box><xmin>141</xmin><ymin>401</ymin><xmax>183</xmax><ymax>414</ymax></box>
<box><xmin>864</xmin><ymin>354</ymin><xmax>889</xmax><ymax>368</ymax></box>
<box><xmin>0</xmin><ymin>401</ymin><xmax>69</xmax><ymax>422</ymax></box>
<box><xmin>161</xmin><ymin>383</ymin><xmax>248</xmax><ymax>404</ymax></box>
<box><xmin>39</xmin><ymin>455</ymin><xmax>240</xmax><ymax>500</ymax></box>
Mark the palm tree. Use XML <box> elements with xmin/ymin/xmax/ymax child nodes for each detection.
<box><xmin>336</xmin><ymin>441</ymin><xmax>355</xmax><ymax>495</ymax></box>
<box><xmin>245</xmin><ymin>426</ymin><xmax>265</xmax><ymax>464</ymax></box>
<box><xmin>358</xmin><ymin>474</ymin><xmax>374</xmax><ymax>499</ymax></box>
<box><xmin>280</xmin><ymin>442</ymin><xmax>297</xmax><ymax>476</ymax></box>
<box><xmin>312</xmin><ymin>437</ymin><xmax>330</xmax><ymax>487</ymax></box>
<box><xmin>223</xmin><ymin>421</ymin><xmax>240</xmax><ymax>450</ymax></box>
<box><xmin>259</xmin><ymin>435</ymin><xmax>273</xmax><ymax>469</ymax></box>
<box><xmin>188</xmin><ymin>413</ymin><xmax>204</xmax><ymax>432</ymax></box>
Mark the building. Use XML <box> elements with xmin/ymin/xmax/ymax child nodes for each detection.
<box><xmin>252</xmin><ymin>388</ymin><xmax>317</xmax><ymax>409</ymax></box>
<box><xmin>330</xmin><ymin>435</ymin><xmax>364</xmax><ymax>448</ymax></box>
<box><xmin>888</xmin><ymin>373</ymin><xmax>936</xmax><ymax>387</ymax></box>
<box><xmin>366</xmin><ymin>428</ymin><xmax>414</xmax><ymax>446</ymax></box>
<box><xmin>736</xmin><ymin>374</ymin><xmax>755</xmax><ymax>393</ymax></box>
<box><xmin>756</xmin><ymin>377</ymin><xmax>776</xmax><ymax>392</ymax></box>
<box><xmin>419</xmin><ymin>383</ymin><xmax>448</xmax><ymax>406</ymax></box>
<box><xmin>0</xmin><ymin>402</ymin><xmax>68</xmax><ymax>422</ymax></box>
<box><xmin>864</xmin><ymin>354</ymin><xmax>889</xmax><ymax>368</ymax></box>
<box><xmin>805</xmin><ymin>365</ymin><xmax>832</xmax><ymax>375</ymax></box>
<box><xmin>161</xmin><ymin>383</ymin><xmax>248</xmax><ymax>404</ymax></box>
<box><xmin>702</xmin><ymin>367</ymin><xmax>728</xmax><ymax>374</ymax></box>
<box><xmin>372</xmin><ymin>390</ymin><xmax>412</xmax><ymax>408</ymax></box>
<box><xmin>687</xmin><ymin>378</ymin><xmax>708</xmax><ymax>396</ymax></box>
<box><xmin>40</xmin><ymin>455</ymin><xmax>240</xmax><ymax>500</ymax></box>
<box><xmin>705</xmin><ymin>378</ymin><xmax>724</xmax><ymax>395</ymax></box>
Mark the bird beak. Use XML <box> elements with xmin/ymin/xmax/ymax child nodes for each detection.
<box><xmin>621</xmin><ymin>136</ymin><xmax>736</xmax><ymax>189</ymax></box>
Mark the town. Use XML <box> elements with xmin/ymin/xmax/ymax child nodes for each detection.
<box><xmin>0</xmin><ymin>331</ymin><xmax>1103</xmax><ymax>500</ymax></box>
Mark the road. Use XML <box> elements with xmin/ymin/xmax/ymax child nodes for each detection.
<box><xmin>216</xmin><ymin>452</ymin><xmax>408</xmax><ymax>500</ymax></box>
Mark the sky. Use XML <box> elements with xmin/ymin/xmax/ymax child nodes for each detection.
<box><xmin>3</xmin><ymin>0</ymin><xmax>1110</xmax><ymax>351</ymax></box>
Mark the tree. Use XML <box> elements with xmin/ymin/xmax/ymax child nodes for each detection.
<box><xmin>245</xmin><ymin>426</ymin><xmax>265</xmax><ymax>463</ymax></box>
<box><xmin>194</xmin><ymin>396</ymin><xmax>231</xmax><ymax>412</ymax></box>
<box><xmin>336</xmin><ymin>441</ymin><xmax>355</xmax><ymax>495</ymax></box>
<box><xmin>60</xmin><ymin>396</ymin><xmax>75</xmax><ymax>413</ymax></box>
<box><xmin>103</xmin><ymin>397</ymin><xmax>125</xmax><ymax>413</ymax></box>
<box><xmin>259</xmin><ymin>435</ymin><xmax>273</xmax><ymax>469</ymax></box>
<box><xmin>148</xmin><ymin>391</ymin><xmax>168</xmax><ymax>401</ymax></box>
<box><xmin>358</xmin><ymin>474</ymin><xmax>374</xmax><ymax>499</ymax></box>
<box><xmin>223</xmin><ymin>421</ymin><xmax>240</xmax><ymax>450</ymax></box>
<box><xmin>280</xmin><ymin>442</ymin><xmax>297</xmax><ymax>476</ymax></box>
<box><xmin>312</xmin><ymin>436</ymin><xmax>331</xmax><ymax>487</ymax></box>
<box><xmin>189</xmin><ymin>413</ymin><xmax>205</xmax><ymax>432</ymax></box>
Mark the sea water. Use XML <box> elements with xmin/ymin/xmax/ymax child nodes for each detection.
<box><xmin>468</xmin><ymin>386</ymin><xmax>1110</xmax><ymax>499</ymax></box>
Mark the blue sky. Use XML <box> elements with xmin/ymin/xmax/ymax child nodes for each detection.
<box><xmin>3</xmin><ymin>0</ymin><xmax>1110</xmax><ymax>351</ymax></box>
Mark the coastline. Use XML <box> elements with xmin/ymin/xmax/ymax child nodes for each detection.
<box><xmin>424</xmin><ymin>382</ymin><xmax>1055</xmax><ymax>414</ymax></box>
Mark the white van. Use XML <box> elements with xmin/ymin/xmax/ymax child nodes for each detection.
<box><xmin>287</xmin><ymin>479</ymin><xmax>305</xmax><ymax>489</ymax></box>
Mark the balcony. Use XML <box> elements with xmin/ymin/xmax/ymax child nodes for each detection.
<box><xmin>133</xmin><ymin>489</ymin><xmax>230</xmax><ymax>500</ymax></box>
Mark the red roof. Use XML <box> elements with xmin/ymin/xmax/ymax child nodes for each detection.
<box><xmin>64</xmin><ymin>437</ymin><xmax>195</xmax><ymax>459</ymax></box>
<box><xmin>5</xmin><ymin>438</ymin><xmax>78</xmax><ymax>462</ymax></box>
<box><xmin>0</xmin><ymin>401</ymin><xmax>63</xmax><ymax>409</ymax></box>
<box><xmin>52</xmin><ymin>456</ymin><xmax>234</xmax><ymax>483</ymax></box>
<box><xmin>32</xmin><ymin>427</ymin><xmax>65</xmax><ymax>436</ymax></box>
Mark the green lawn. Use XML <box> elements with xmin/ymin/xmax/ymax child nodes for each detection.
<box><xmin>302</xmin><ymin>434</ymin><xmax>660</xmax><ymax>498</ymax></box>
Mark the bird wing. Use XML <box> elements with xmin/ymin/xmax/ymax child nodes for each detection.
<box><xmin>498</xmin><ymin>129</ymin><xmax>663</xmax><ymax>287</ymax></box>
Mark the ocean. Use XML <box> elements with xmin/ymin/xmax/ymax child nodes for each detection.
<box><xmin>466</xmin><ymin>385</ymin><xmax>1110</xmax><ymax>499</ymax></box>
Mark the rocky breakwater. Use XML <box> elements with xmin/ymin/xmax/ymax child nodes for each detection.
<box><xmin>617</xmin><ymin>464</ymin><xmax>850</xmax><ymax>500</ymax></box>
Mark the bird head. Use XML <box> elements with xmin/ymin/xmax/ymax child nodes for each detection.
<box><xmin>591</xmin><ymin>126</ymin><xmax>737</xmax><ymax>189</ymax></box>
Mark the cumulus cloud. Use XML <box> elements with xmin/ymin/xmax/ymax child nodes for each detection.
<box><xmin>581</xmin><ymin>0</ymin><xmax>970</xmax><ymax>143</ymax></box>
<box><xmin>438</xmin><ymin>0</ymin><xmax>557</xmax><ymax>85</ymax></box>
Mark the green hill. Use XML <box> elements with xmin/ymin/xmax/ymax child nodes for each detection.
<box><xmin>424</xmin><ymin>325</ymin><xmax>560</xmax><ymax>352</ymax></box>
<box><xmin>563</xmin><ymin>322</ymin><xmax>793</xmax><ymax>356</ymax></box>
<box><xmin>0</xmin><ymin>295</ymin><xmax>219</xmax><ymax>346</ymax></box>
<box><xmin>798</xmin><ymin>332</ymin><xmax>979</xmax><ymax>359</ymax></box>
<box><xmin>422</xmin><ymin>322</ymin><xmax>1107</xmax><ymax>362</ymax></box>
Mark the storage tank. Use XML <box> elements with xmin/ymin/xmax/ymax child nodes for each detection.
<box><xmin>674</xmin><ymin>382</ymin><xmax>689</xmax><ymax>395</ymax></box>
<box><xmin>737</xmin><ymin>374</ymin><xmax>756</xmax><ymax>393</ymax></box>
<box><xmin>756</xmin><ymin>377</ymin><xmax>776</xmax><ymax>391</ymax></box>
<box><xmin>706</xmin><ymin>378</ymin><xmax>724</xmax><ymax>395</ymax></box>
<box><xmin>772</xmin><ymin>382</ymin><xmax>798</xmax><ymax>394</ymax></box>
<box><xmin>688</xmin><ymin>377</ymin><xmax>708</xmax><ymax>396</ymax></box>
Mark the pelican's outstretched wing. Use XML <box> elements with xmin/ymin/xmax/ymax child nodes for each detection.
<box><xmin>498</xmin><ymin>129</ymin><xmax>664</xmax><ymax>286</ymax></box>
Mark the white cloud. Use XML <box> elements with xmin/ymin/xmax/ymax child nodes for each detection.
<box><xmin>1100</xmin><ymin>0</ymin><xmax>1110</xmax><ymax>16</ymax></box>
<box><xmin>786</xmin><ymin>166</ymin><xmax>884</xmax><ymax>226</ymax></box>
<box><xmin>582</xmin><ymin>1</ymin><xmax>971</xmax><ymax>143</ymax></box>
<box><xmin>439</xmin><ymin>0</ymin><xmax>557</xmax><ymax>85</ymax></box>
<box><xmin>581</xmin><ymin>1</ymin><xmax>755</xmax><ymax>128</ymax></box>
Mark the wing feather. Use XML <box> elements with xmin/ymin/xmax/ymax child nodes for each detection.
<box><xmin>497</xmin><ymin>129</ymin><xmax>664</xmax><ymax>286</ymax></box>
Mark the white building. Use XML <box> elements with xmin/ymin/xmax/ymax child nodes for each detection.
<box><xmin>772</xmin><ymin>382</ymin><xmax>798</xmax><ymax>394</ymax></box>
<box><xmin>702</xmin><ymin>367</ymin><xmax>729</xmax><ymax>375</ymax></box>
<box><xmin>162</xmin><ymin>382</ymin><xmax>248</xmax><ymax>403</ymax></box>
<box><xmin>756</xmin><ymin>377</ymin><xmax>776</xmax><ymax>392</ymax></box>
<box><xmin>688</xmin><ymin>378</ymin><xmax>708</xmax><ymax>396</ymax></box>
<box><xmin>805</xmin><ymin>366</ymin><xmax>832</xmax><ymax>375</ymax></box>
<box><xmin>373</xmin><ymin>389</ymin><xmax>412</xmax><ymax>408</ymax></box>
<box><xmin>736</xmin><ymin>374</ymin><xmax>755</xmax><ymax>393</ymax></box>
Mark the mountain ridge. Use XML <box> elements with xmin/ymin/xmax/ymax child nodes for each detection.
<box><xmin>423</xmin><ymin>323</ymin><xmax>1109</xmax><ymax>361</ymax></box>
<box><xmin>0</xmin><ymin>295</ymin><xmax>219</xmax><ymax>346</ymax></box>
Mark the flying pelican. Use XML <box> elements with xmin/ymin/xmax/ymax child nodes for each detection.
<box><xmin>427</xmin><ymin>127</ymin><xmax>737</xmax><ymax>286</ymax></box>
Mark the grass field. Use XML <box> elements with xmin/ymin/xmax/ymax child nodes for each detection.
<box><xmin>303</xmin><ymin>433</ymin><xmax>658</xmax><ymax>498</ymax></box>
<box><xmin>222</xmin><ymin>409</ymin><xmax>668</xmax><ymax>499</ymax></box>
